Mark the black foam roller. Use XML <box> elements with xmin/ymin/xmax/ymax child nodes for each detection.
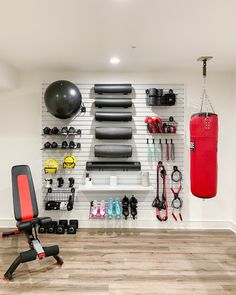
<box><xmin>86</xmin><ymin>161</ymin><xmax>141</xmax><ymax>171</ymax></box>
<box><xmin>95</xmin><ymin>112</ymin><xmax>132</xmax><ymax>122</ymax></box>
<box><xmin>94</xmin><ymin>84</ymin><xmax>132</xmax><ymax>94</ymax></box>
<box><xmin>95</xmin><ymin>127</ymin><xmax>132</xmax><ymax>139</ymax></box>
<box><xmin>95</xmin><ymin>97</ymin><xmax>132</xmax><ymax>108</ymax></box>
<box><xmin>95</xmin><ymin>145</ymin><xmax>132</xmax><ymax>158</ymax></box>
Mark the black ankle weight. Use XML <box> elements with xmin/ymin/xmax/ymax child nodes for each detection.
<box><xmin>95</xmin><ymin>127</ymin><xmax>132</xmax><ymax>139</ymax></box>
<box><xmin>94</xmin><ymin>145</ymin><xmax>132</xmax><ymax>158</ymax></box>
<box><xmin>94</xmin><ymin>84</ymin><xmax>132</xmax><ymax>94</ymax></box>
<box><xmin>95</xmin><ymin>97</ymin><xmax>132</xmax><ymax>108</ymax></box>
<box><xmin>86</xmin><ymin>161</ymin><xmax>141</xmax><ymax>171</ymax></box>
<box><xmin>95</xmin><ymin>112</ymin><xmax>132</xmax><ymax>122</ymax></box>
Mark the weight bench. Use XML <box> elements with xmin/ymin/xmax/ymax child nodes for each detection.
<box><xmin>2</xmin><ymin>165</ymin><xmax>63</xmax><ymax>280</ymax></box>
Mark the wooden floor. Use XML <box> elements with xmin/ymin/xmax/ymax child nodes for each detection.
<box><xmin>0</xmin><ymin>229</ymin><xmax>236</xmax><ymax>294</ymax></box>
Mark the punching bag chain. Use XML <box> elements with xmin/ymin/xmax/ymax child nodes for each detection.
<box><xmin>199</xmin><ymin>58</ymin><xmax>215</xmax><ymax>114</ymax></box>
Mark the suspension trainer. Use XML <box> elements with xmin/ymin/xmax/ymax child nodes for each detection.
<box><xmin>170</xmin><ymin>166</ymin><xmax>183</xmax><ymax>221</ymax></box>
<box><xmin>152</xmin><ymin>161</ymin><xmax>168</xmax><ymax>221</ymax></box>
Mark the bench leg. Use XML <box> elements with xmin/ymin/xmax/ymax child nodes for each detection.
<box><xmin>53</xmin><ymin>255</ymin><xmax>64</xmax><ymax>265</ymax></box>
<box><xmin>3</xmin><ymin>255</ymin><xmax>21</xmax><ymax>280</ymax></box>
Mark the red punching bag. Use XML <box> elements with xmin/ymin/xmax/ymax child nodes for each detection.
<box><xmin>190</xmin><ymin>57</ymin><xmax>218</xmax><ymax>198</ymax></box>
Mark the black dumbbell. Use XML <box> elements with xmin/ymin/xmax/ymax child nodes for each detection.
<box><xmin>38</xmin><ymin>226</ymin><xmax>47</xmax><ymax>234</ymax></box>
<box><xmin>69</xmin><ymin>219</ymin><xmax>79</xmax><ymax>229</ymax></box>
<box><xmin>56</xmin><ymin>224</ymin><xmax>65</xmax><ymax>234</ymax></box>
<box><xmin>47</xmin><ymin>221</ymin><xmax>58</xmax><ymax>234</ymax></box>
<box><xmin>67</xmin><ymin>224</ymin><xmax>77</xmax><ymax>234</ymax></box>
<box><xmin>59</xmin><ymin>219</ymin><xmax>68</xmax><ymax>228</ymax></box>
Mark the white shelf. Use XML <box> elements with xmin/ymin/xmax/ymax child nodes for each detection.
<box><xmin>79</xmin><ymin>185</ymin><xmax>154</xmax><ymax>192</ymax></box>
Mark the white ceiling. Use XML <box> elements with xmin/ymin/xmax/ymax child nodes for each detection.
<box><xmin>0</xmin><ymin>0</ymin><xmax>235</xmax><ymax>72</ymax></box>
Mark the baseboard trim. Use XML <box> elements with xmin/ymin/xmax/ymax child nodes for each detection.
<box><xmin>0</xmin><ymin>218</ymin><xmax>235</xmax><ymax>233</ymax></box>
<box><xmin>231</xmin><ymin>221</ymin><xmax>236</xmax><ymax>233</ymax></box>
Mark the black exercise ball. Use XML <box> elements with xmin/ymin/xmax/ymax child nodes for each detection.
<box><xmin>44</xmin><ymin>80</ymin><xmax>82</xmax><ymax>119</ymax></box>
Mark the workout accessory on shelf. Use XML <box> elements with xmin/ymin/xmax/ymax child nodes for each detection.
<box><xmin>95</xmin><ymin>112</ymin><xmax>132</xmax><ymax>122</ymax></box>
<box><xmin>68</xmin><ymin>127</ymin><xmax>76</xmax><ymax>134</ymax></box>
<box><xmin>95</xmin><ymin>127</ymin><xmax>132</xmax><ymax>140</ymax></box>
<box><xmin>56</xmin><ymin>224</ymin><xmax>65</xmax><ymax>234</ymax></box>
<box><xmin>61</xmin><ymin>141</ymin><xmax>68</xmax><ymax>149</ymax></box>
<box><xmin>146</xmin><ymin>88</ymin><xmax>163</xmax><ymax>106</ymax></box>
<box><xmin>94</xmin><ymin>84</ymin><xmax>132</xmax><ymax>94</ymax></box>
<box><xmin>67</xmin><ymin>224</ymin><xmax>76</xmax><ymax>234</ymax></box>
<box><xmin>153</xmin><ymin>139</ymin><xmax>157</xmax><ymax>162</ymax></box>
<box><xmin>68</xmin><ymin>177</ymin><xmax>75</xmax><ymax>188</ymax></box>
<box><xmin>122</xmin><ymin>196</ymin><xmax>129</xmax><ymax>220</ymax></box>
<box><xmin>165</xmin><ymin>139</ymin><xmax>169</xmax><ymax>161</ymax></box>
<box><xmin>38</xmin><ymin>225</ymin><xmax>47</xmax><ymax>234</ymax></box>
<box><xmin>69</xmin><ymin>141</ymin><xmax>76</xmax><ymax>149</ymax></box>
<box><xmin>59</xmin><ymin>219</ymin><xmax>68</xmax><ymax>228</ymax></box>
<box><xmin>145</xmin><ymin>116</ymin><xmax>176</xmax><ymax>134</ymax></box>
<box><xmin>91</xmin><ymin>200</ymin><xmax>99</xmax><ymax>218</ymax></box>
<box><xmin>44</xmin><ymin>80</ymin><xmax>83</xmax><ymax>119</ymax></box>
<box><xmin>146</xmin><ymin>88</ymin><xmax>176</xmax><ymax>106</ymax></box>
<box><xmin>94</xmin><ymin>145</ymin><xmax>132</xmax><ymax>158</ymax></box>
<box><xmin>147</xmin><ymin>139</ymin><xmax>152</xmax><ymax>162</ymax></box>
<box><xmin>142</xmin><ymin>172</ymin><xmax>149</xmax><ymax>187</ymax></box>
<box><xmin>44</xmin><ymin>187</ymin><xmax>75</xmax><ymax>211</ymax></box>
<box><xmin>45</xmin><ymin>201</ymin><xmax>60</xmax><ymax>210</ymax></box>
<box><xmin>63</xmin><ymin>156</ymin><xmax>76</xmax><ymax>169</ymax></box>
<box><xmin>47</xmin><ymin>221</ymin><xmax>57</xmax><ymax>234</ymax></box>
<box><xmin>51</xmin><ymin>142</ymin><xmax>58</xmax><ymax>148</ymax></box>
<box><xmin>86</xmin><ymin>161</ymin><xmax>141</xmax><ymax>171</ymax></box>
<box><xmin>2</xmin><ymin>165</ymin><xmax>63</xmax><ymax>280</ymax></box>
<box><xmin>51</xmin><ymin>127</ymin><xmax>59</xmax><ymax>135</ymax></box>
<box><xmin>171</xmin><ymin>166</ymin><xmax>183</xmax><ymax>221</ymax></box>
<box><xmin>67</xmin><ymin>195</ymin><xmax>74</xmax><ymax>211</ymax></box>
<box><xmin>44</xmin><ymin>159</ymin><xmax>59</xmax><ymax>174</ymax></box>
<box><xmin>130</xmin><ymin>196</ymin><xmax>138</xmax><ymax>220</ymax></box>
<box><xmin>190</xmin><ymin>57</ymin><xmax>218</xmax><ymax>198</ymax></box>
<box><xmin>95</xmin><ymin>97</ymin><xmax>132</xmax><ymax>108</ymax></box>
<box><xmin>57</xmin><ymin>177</ymin><xmax>64</xmax><ymax>188</ymax></box>
<box><xmin>44</xmin><ymin>142</ymin><xmax>51</xmax><ymax>149</ymax></box>
<box><xmin>159</xmin><ymin>139</ymin><xmax>163</xmax><ymax>161</ymax></box>
<box><xmin>100</xmin><ymin>200</ymin><xmax>106</xmax><ymax>218</ymax></box>
<box><xmin>61</xmin><ymin>127</ymin><xmax>69</xmax><ymax>134</ymax></box>
<box><xmin>43</xmin><ymin>127</ymin><xmax>51</xmax><ymax>135</ymax></box>
<box><xmin>45</xmin><ymin>178</ymin><xmax>53</xmax><ymax>193</ymax></box>
<box><xmin>107</xmin><ymin>198</ymin><xmax>113</xmax><ymax>219</ymax></box>
<box><xmin>114</xmin><ymin>198</ymin><xmax>121</xmax><ymax>219</ymax></box>
<box><xmin>145</xmin><ymin>116</ymin><xmax>163</xmax><ymax>133</ymax></box>
<box><xmin>69</xmin><ymin>219</ymin><xmax>79</xmax><ymax>229</ymax></box>
<box><xmin>170</xmin><ymin>139</ymin><xmax>175</xmax><ymax>161</ymax></box>
<box><xmin>152</xmin><ymin>161</ymin><xmax>168</xmax><ymax>222</ymax></box>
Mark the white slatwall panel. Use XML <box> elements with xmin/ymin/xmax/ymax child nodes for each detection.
<box><xmin>42</xmin><ymin>83</ymin><xmax>184</xmax><ymax>226</ymax></box>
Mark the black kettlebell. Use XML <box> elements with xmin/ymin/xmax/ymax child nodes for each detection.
<box><xmin>51</xmin><ymin>127</ymin><xmax>59</xmax><ymax>134</ymax></box>
<box><xmin>61</xmin><ymin>141</ymin><xmax>68</xmax><ymax>149</ymax></box>
<box><xmin>51</xmin><ymin>142</ymin><xmax>58</xmax><ymax>148</ymax></box>
<box><xmin>44</xmin><ymin>142</ymin><xmax>51</xmax><ymax>149</ymax></box>
<box><xmin>43</xmin><ymin>127</ymin><xmax>51</xmax><ymax>135</ymax></box>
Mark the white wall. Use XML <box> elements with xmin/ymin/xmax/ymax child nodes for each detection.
<box><xmin>232</xmin><ymin>74</ymin><xmax>236</xmax><ymax>230</ymax></box>
<box><xmin>0</xmin><ymin>70</ymin><xmax>235</xmax><ymax>229</ymax></box>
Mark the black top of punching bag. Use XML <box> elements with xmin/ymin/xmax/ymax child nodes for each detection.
<box><xmin>44</xmin><ymin>80</ymin><xmax>82</xmax><ymax>119</ymax></box>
